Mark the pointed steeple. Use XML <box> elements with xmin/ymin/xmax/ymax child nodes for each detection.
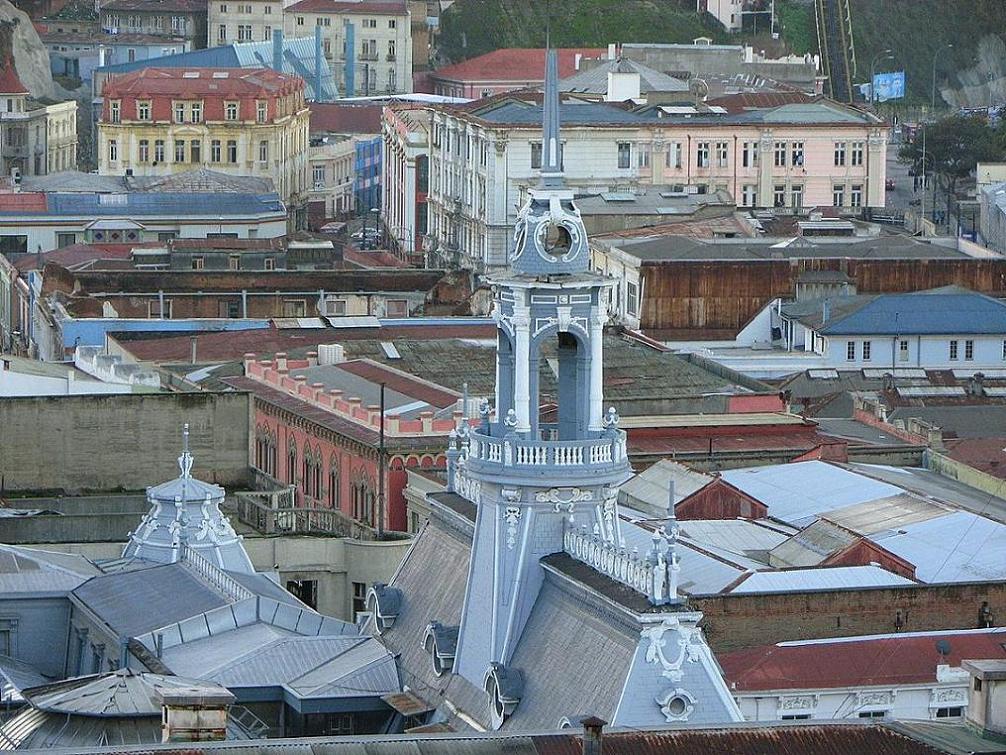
<box><xmin>540</xmin><ymin>47</ymin><xmax>563</xmax><ymax>188</ymax></box>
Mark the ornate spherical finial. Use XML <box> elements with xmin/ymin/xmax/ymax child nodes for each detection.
<box><xmin>504</xmin><ymin>409</ymin><xmax>518</xmax><ymax>429</ymax></box>
<box><xmin>603</xmin><ymin>406</ymin><xmax>620</xmax><ymax>429</ymax></box>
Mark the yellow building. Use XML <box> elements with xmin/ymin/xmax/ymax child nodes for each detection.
<box><xmin>97</xmin><ymin>67</ymin><xmax>309</xmax><ymax>221</ymax></box>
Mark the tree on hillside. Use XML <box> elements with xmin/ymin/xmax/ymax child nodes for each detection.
<box><xmin>899</xmin><ymin>115</ymin><xmax>1004</xmax><ymax>220</ymax></box>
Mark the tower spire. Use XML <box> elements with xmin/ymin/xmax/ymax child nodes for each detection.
<box><xmin>540</xmin><ymin>46</ymin><xmax>563</xmax><ymax>187</ymax></box>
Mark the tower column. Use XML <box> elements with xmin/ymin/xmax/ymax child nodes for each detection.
<box><xmin>513</xmin><ymin>304</ymin><xmax>532</xmax><ymax>433</ymax></box>
<box><xmin>588</xmin><ymin>308</ymin><xmax>604</xmax><ymax>431</ymax></box>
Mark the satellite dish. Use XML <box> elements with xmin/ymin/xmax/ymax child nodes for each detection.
<box><xmin>936</xmin><ymin>639</ymin><xmax>952</xmax><ymax>657</ymax></box>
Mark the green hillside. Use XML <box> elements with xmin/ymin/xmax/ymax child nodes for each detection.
<box><xmin>438</xmin><ymin>0</ymin><xmax>1006</xmax><ymax>106</ymax></box>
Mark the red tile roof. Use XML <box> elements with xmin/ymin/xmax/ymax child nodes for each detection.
<box><xmin>943</xmin><ymin>437</ymin><xmax>1006</xmax><ymax>480</ymax></box>
<box><xmin>309</xmin><ymin>103</ymin><xmax>382</xmax><ymax>134</ymax></box>
<box><xmin>338</xmin><ymin>359</ymin><xmax>459</xmax><ymax>409</ymax></box>
<box><xmin>103</xmin><ymin>67</ymin><xmax>303</xmax><ymax>99</ymax></box>
<box><xmin>431</xmin><ymin>48</ymin><xmax>605</xmax><ymax>84</ymax></box>
<box><xmin>707</xmin><ymin>91</ymin><xmax>817</xmax><ymax>113</ymax></box>
<box><xmin>14</xmin><ymin>243</ymin><xmax>141</xmax><ymax>272</ymax></box>
<box><xmin>115</xmin><ymin>323</ymin><xmax>498</xmax><ymax>363</ymax></box>
<box><xmin>285</xmin><ymin>0</ymin><xmax>406</xmax><ymax>14</ymax></box>
<box><xmin>0</xmin><ymin>57</ymin><xmax>29</xmax><ymax>95</ymax></box>
<box><xmin>101</xmin><ymin>0</ymin><xmax>206</xmax><ymax>11</ymax></box>
<box><xmin>720</xmin><ymin>628</ymin><xmax>1006</xmax><ymax>691</ymax></box>
<box><xmin>0</xmin><ymin>193</ymin><xmax>47</xmax><ymax>213</ymax></box>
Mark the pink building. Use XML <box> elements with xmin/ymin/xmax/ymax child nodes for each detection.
<box><xmin>429</xmin><ymin>47</ymin><xmax>605</xmax><ymax>99</ymax></box>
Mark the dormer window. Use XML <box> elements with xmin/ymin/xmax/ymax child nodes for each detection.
<box><xmin>225</xmin><ymin>101</ymin><xmax>239</xmax><ymax>121</ymax></box>
<box><xmin>256</xmin><ymin>100</ymin><xmax>267</xmax><ymax>123</ymax></box>
<box><xmin>483</xmin><ymin>662</ymin><xmax>523</xmax><ymax>730</ymax></box>
<box><xmin>109</xmin><ymin>100</ymin><xmax>120</xmax><ymax>123</ymax></box>
<box><xmin>422</xmin><ymin>622</ymin><xmax>458</xmax><ymax>677</ymax></box>
<box><xmin>137</xmin><ymin>100</ymin><xmax>150</xmax><ymax>120</ymax></box>
<box><xmin>366</xmin><ymin>583</ymin><xmax>402</xmax><ymax>634</ymax></box>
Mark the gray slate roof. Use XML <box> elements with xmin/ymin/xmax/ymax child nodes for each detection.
<box><xmin>71</xmin><ymin>562</ymin><xmax>231</xmax><ymax>638</ymax></box>
<box><xmin>0</xmin><ymin>545</ymin><xmax>100</xmax><ymax>596</ymax></box>
<box><xmin>559</xmin><ymin>57</ymin><xmax>688</xmax><ymax>95</ymax></box>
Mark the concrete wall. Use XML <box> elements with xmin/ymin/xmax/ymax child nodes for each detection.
<box><xmin>0</xmin><ymin>392</ymin><xmax>251</xmax><ymax>492</ymax></box>
<box><xmin>695</xmin><ymin>581</ymin><xmax>1006</xmax><ymax>654</ymax></box>
<box><xmin>0</xmin><ymin>597</ymin><xmax>71</xmax><ymax>678</ymax></box>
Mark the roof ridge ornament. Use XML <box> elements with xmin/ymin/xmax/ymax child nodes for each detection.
<box><xmin>178</xmin><ymin>423</ymin><xmax>194</xmax><ymax>479</ymax></box>
<box><xmin>539</xmin><ymin>46</ymin><xmax>564</xmax><ymax>188</ymax></box>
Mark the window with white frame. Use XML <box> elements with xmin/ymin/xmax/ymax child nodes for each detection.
<box><xmin>259</xmin><ymin>140</ymin><xmax>268</xmax><ymax>163</ymax></box>
<box><xmin>225</xmin><ymin>101</ymin><xmax>238</xmax><ymax>120</ymax></box>
<box><xmin>742</xmin><ymin>141</ymin><xmax>758</xmax><ymax>167</ymax></box>
<box><xmin>834</xmin><ymin>142</ymin><xmax>847</xmax><ymax>166</ymax></box>
<box><xmin>617</xmin><ymin>141</ymin><xmax>631</xmax><ymax>169</ymax></box>
<box><xmin>949</xmin><ymin>340</ymin><xmax>959</xmax><ymax>360</ymax></box>
<box><xmin>696</xmin><ymin>142</ymin><xmax>710</xmax><ymax>168</ymax></box>
<box><xmin>109</xmin><ymin>100</ymin><xmax>120</xmax><ymax>123</ymax></box>
<box><xmin>138</xmin><ymin>139</ymin><xmax>149</xmax><ymax>162</ymax></box>
<box><xmin>900</xmin><ymin>339</ymin><xmax>909</xmax><ymax>361</ymax></box>
<box><xmin>174</xmin><ymin>102</ymin><xmax>185</xmax><ymax>123</ymax></box>
<box><xmin>850</xmin><ymin>184</ymin><xmax>863</xmax><ymax>208</ymax></box>
<box><xmin>637</xmin><ymin>143</ymin><xmax>650</xmax><ymax>168</ymax></box>
<box><xmin>773</xmin><ymin>185</ymin><xmax>785</xmax><ymax>207</ymax></box>
<box><xmin>846</xmin><ymin>341</ymin><xmax>856</xmax><ymax>361</ymax></box>
<box><xmin>965</xmin><ymin>339</ymin><xmax>974</xmax><ymax>360</ymax></box>
<box><xmin>666</xmin><ymin>141</ymin><xmax>682</xmax><ymax>169</ymax></box>
<box><xmin>863</xmin><ymin>340</ymin><xmax>872</xmax><ymax>361</ymax></box>
<box><xmin>791</xmin><ymin>184</ymin><xmax>803</xmax><ymax>207</ymax></box>
<box><xmin>137</xmin><ymin>100</ymin><xmax>150</xmax><ymax>120</ymax></box>
<box><xmin>833</xmin><ymin>184</ymin><xmax>845</xmax><ymax>207</ymax></box>
<box><xmin>313</xmin><ymin>164</ymin><xmax>325</xmax><ymax>185</ymax></box>
<box><xmin>626</xmin><ymin>280</ymin><xmax>639</xmax><ymax>317</ymax></box>
<box><xmin>851</xmin><ymin>141</ymin><xmax>864</xmax><ymax>166</ymax></box>
<box><xmin>716</xmin><ymin>141</ymin><xmax>728</xmax><ymax>167</ymax></box>
<box><xmin>190</xmin><ymin>102</ymin><xmax>202</xmax><ymax>122</ymax></box>
<box><xmin>108</xmin><ymin>139</ymin><xmax>117</xmax><ymax>162</ymax></box>
<box><xmin>791</xmin><ymin>142</ymin><xmax>804</xmax><ymax>166</ymax></box>
<box><xmin>774</xmin><ymin>141</ymin><xmax>786</xmax><ymax>167</ymax></box>
<box><xmin>741</xmin><ymin>184</ymin><xmax>756</xmax><ymax>207</ymax></box>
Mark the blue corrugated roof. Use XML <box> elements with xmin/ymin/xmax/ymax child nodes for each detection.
<box><xmin>819</xmin><ymin>291</ymin><xmax>1006</xmax><ymax>336</ymax></box>
<box><xmin>16</xmin><ymin>192</ymin><xmax>285</xmax><ymax>218</ymax></box>
<box><xmin>97</xmin><ymin>37</ymin><xmax>337</xmax><ymax>101</ymax></box>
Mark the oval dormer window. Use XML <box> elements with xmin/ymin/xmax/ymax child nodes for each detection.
<box><xmin>543</xmin><ymin>222</ymin><xmax>572</xmax><ymax>257</ymax></box>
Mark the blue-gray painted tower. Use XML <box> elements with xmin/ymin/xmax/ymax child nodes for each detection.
<box><xmin>449</xmin><ymin>49</ymin><xmax>631</xmax><ymax>726</ymax></box>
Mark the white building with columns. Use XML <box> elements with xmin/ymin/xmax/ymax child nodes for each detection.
<box><xmin>424</xmin><ymin>92</ymin><xmax>887</xmax><ymax>273</ymax></box>
<box><xmin>382</xmin><ymin>103</ymin><xmax>429</xmax><ymax>263</ymax></box>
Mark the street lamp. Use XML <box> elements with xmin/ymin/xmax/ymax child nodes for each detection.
<box><xmin>931</xmin><ymin>43</ymin><xmax>953</xmax><ymax>111</ymax></box>
<box><xmin>870</xmin><ymin>49</ymin><xmax>894</xmax><ymax>106</ymax></box>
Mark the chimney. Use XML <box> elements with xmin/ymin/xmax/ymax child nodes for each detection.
<box><xmin>962</xmin><ymin>660</ymin><xmax>1006</xmax><ymax>741</ymax></box>
<box><xmin>580</xmin><ymin>716</ymin><xmax>606</xmax><ymax>755</ymax></box>
<box><xmin>159</xmin><ymin>686</ymin><xmax>235</xmax><ymax>743</ymax></box>
<box><xmin>272</xmin><ymin>28</ymin><xmax>284</xmax><ymax>74</ymax></box>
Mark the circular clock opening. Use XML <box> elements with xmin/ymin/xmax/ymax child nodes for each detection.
<box><xmin>544</xmin><ymin>222</ymin><xmax>572</xmax><ymax>256</ymax></box>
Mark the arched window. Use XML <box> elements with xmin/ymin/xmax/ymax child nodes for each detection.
<box><xmin>287</xmin><ymin>440</ymin><xmax>297</xmax><ymax>486</ymax></box>
<box><xmin>328</xmin><ymin>457</ymin><xmax>339</xmax><ymax>509</ymax></box>
<box><xmin>312</xmin><ymin>445</ymin><xmax>322</xmax><ymax>500</ymax></box>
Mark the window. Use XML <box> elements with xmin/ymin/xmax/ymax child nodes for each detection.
<box><xmin>264</xmin><ymin>257</ymin><xmax>275</xmax><ymax>271</ymax></box>
<box><xmin>256</xmin><ymin>100</ymin><xmax>267</xmax><ymax>123</ymax></box>
<box><xmin>227</xmin><ymin>139</ymin><xmax>237</xmax><ymax>163</ymax></box>
<box><xmin>834</xmin><ymin>142</ymin><xmax>847</xmax><ymax>166</ymax></box>
<box><xmin>900</xmin><ymin>339</ymin><xmax>910</xmax><ymax>361</ymax></box>
<box><xmin>210</xmin><ymin>139</ymin><xmax>221</xmax><ymax>162</ymax></box>
<box><xmin>530</xmin><ymin>141</ymin><xmax>542</xmax><ymax>169</ymax></box>
<box><xmin>138</xmin><ymin>139</ymin><xmax>149</xmax><ymax>162</ymax></box>
<box><xmin>742</xmin><ymin>184</ymin><xmax>756</xmax><ymax>207</ymax></box>
<box><xmin>791</xmin><ymin>142</ymin><xmax>804</xmax><ymax>166</ymax></box>
<box><xmin>846</xmin><ymin>341</ymin><xmax>856</xmax><ymax>361</ymax></box>
<box><xmin>328</xmin><ymin>465</ymin><xmax>339</xmax><ymax>507</ymax></box>
<box><xmin>666</xmin><ymin>142</ymin><xmax>682</xmax><ymax>169</ymax></box>
<box><xmin>850</xmin><ymin>184</ymin><xmax>863</xmax><ymax>208</ymax></box>
<box><xmin>388</xmin><ymin>18</ymin><xmax>396</xmax><ymax>28</ymax></box>
<box><xmin>715</xmin><ymin>141</ymin><xmax>728</xmax><ymax>167</ymax></box>
<box><xmin>781</xmin><ymin>714</ymin><xmax>811</xmax><ymax>720</ymax></box>
<box><xmin>858</xmin><ymin>711</ymin><xmax>887</xmax><ymax>719</ymax></box>
<box><xmin>791</xmin><ymin>184</ymin><xmax>803</xmax><ymax>208</ymax></box>
<box><xmin>174</xmin><ymin>139</ymin><xmax>185</xmax><ymax>162</ymax></box>
<box><xmin>286</xmin><ymin>579</ymin><xmax>318</xmax><ymax>610</ymax></box>
<box><xmin>190</xmin><ymin>139</ymin><xmax>200</xmax><ymax>162</ymax></box>
<box><xmin>387</xmin><ymin>40</ymin><xmax>396</xmax><ymax>60</ymax></box>
<box><xmin>386</xmin><ymin>299</ymin><xmax>408</xmax><ymax>317</ymax></box>
<box><xmin>975</xmin><ymin>678</ymin><xmax>983</xmax><ymax>692</ymax></box>
<box><xmin>127</xmin><ymin>48</ymin><xmax>135</xmax><ymax>62</ymax></box>
<box><xmin>238</xmin><ymin>23</ymin><xmax>251</xmax><ymax>41</ymax></box>
<box><xmin>190</xmin><ymin>102</ymin><xmax>202</xmax><ymax>122</ymax></box>
<box><xmin>283</xmin><ymin>299</ymin><xmax>306</xmax><ymax>317</ymax></box>
<box><xmin>352</xmin><ymin>582</ymin><xmax>367</xmax><ymax>619</ymax></box>
<box><xmin>154</xmin><ymin>139</ymin><xmax>165</xmax><ymax>162</ymax></box>
<box><xmin>217</xmin><ymin>23</ymin><xmax>226</xmax><ymax>42</ymax></box>
<box><xmin>148</xmin><ymin>299</ymin><xmax>172</xmax><ymax>318</ymax></box>
<box><xmin>637</xmin><ymin>143</ymin><xmax>651</xmax><ymax>168</ymax></box>
<box><xmin>965</xmin><ymin>339</ymin><xmax>974</xmax><ymax>360</ymax></box>
<box><xmin>617</xmin><ymin>141</ymin><xmax>631</xmax><ymax>169</ymax></box>
<box><xmin>696</xmin><ymin>142</ymin><xmax>710</xmax><ymax>168</ymax></box>
<box><xmin>227</xmin><ymin>254</ymin><xmax>238</xmax><ymax>270</ymax></box>
<box><xmin>935</xmin><ymin>707</ymin><xmax>963</xmax><ymax>719</ymax></box>
<box><xmin>774</xmin><ymin>141</ymin><xmax>787</xmax><ymax>167</ymax></box>
<box><xmin>137</xmin><ymin>101</ymin><xmax>150</xmax><ymax>120</ymax></box>
<box><xmin>833</xmin><ymin>184</ymin><xmax>845</xmax><ymax>207</ymax></box>
<box><xmin>742</xmin><ymin>141</ymin><xmax>758</xmax><ymax>167</ymax></box>
<box><xmin>949</xmin><ymin>340</ymin><xmax>959</xmax><ymax>360</ymax></box>
<box><xmin>773</xmin><ymin>185</ymin><xmax>786</xmax><ymax>207</ymax></box>
<box><xmin>626</xmin><ymin>281</ymin><xmax>639</xmax><ymax>317</ymax></box>
<box><xmin>225</xmin><ymin>101</ymin><xmax>238</xmax><ymax>120</ymax></box>
<box><xmin>313</xmin><ymin>164</ymin><xmax>325</xmax><ymax>185</ymax></box>
<box><xmin>325</xmin><ymin>298</ymin><xmax>346</xmax><ymax>316</ymax></box>
<box><xmin>264</xmin><ymin>4</ymin><xmax>271</xmax><ymax>12</ymax></box>
<box><xmin>296</xmin><ymin>15</ymin><xmax>303</xmax><ymax>25</ymax></box>
<box><xmin>107</xmin><ymin>139</ymin><xmax>117</xmax><ymax>162</ymax></box>
<box><xmin>219</xmin><ymin>3</ymin><xmax>226</xmax><ymax>10</ymax></box>
<box><xmin>259</xmin><ymin>140</ymin><xmax>268</xmax><ymax>163</ymax></box>
<box><xmin>851</xmin><ymin>141</ymin><xmax>864</xmax><ymax>166</ymax></box>
<box><xmin>174</xmin><ymin>102</ymin><xmax>184</xmax><ymax>123</ymax></box>
<box><xmin>863</xmin><ymin>340</ymin><xmax>872</xmax><ymax>361</ymax></box>
<box><xmin>1002</xmin><ymin>339</ymin><xmax>1006</xmax><ymax>360</ymax></box>
<box><xmin>56</xmin><ymin>232</ymin><xmax>76</xmax><ymax>247</ymax></box>
<box><xmin>109</xmin><ymin>100</ymin><xmax>120</xmax><ymax>123</ymax></box>
<box><xmin>191</xmin><ymin>256</ymin><xmax>204</xmax><ymax>270</ymax></box>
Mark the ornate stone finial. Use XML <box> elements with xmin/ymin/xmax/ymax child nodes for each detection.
<box><xmin>603</xmin><ymin>406</ymin><xmax>620</xmax><ymax>429</ymax></box>
<box><xmin>479</xmin><ymin>398</ymin><xmax>491</xmax><ymax>417</ymax></box>
<box><xmin>540</xmin><ymin>47</ymin><xmax>563</xmax><ymax>188</ymax></box>
<box><xmin>503</xmin><ymin>409</ymin><xmax>518</xmax><ymax>429</ymax></box>
<box><xmin>178</xmin><ymin>423</ymin><xmax>194</xmax><ymax>479</ymax></box>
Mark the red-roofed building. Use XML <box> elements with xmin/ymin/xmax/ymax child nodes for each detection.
<box><xmin>429</xmin><ymin>48</ymin><xmax>605</xmax><ymax>99</ymax></box>
<box><xmin>720</xmin><ymin>628</ymin><xmax>1006</xmax><ymax>722</ymax></box>
<box><xmin>98</xmin><ymin>68</ymin><xmax>309</xmax><ymax>214</ymax></box>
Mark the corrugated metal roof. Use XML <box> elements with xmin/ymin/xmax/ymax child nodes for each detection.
<box><xmin>0</xmin><ymin>656</ymin><xmax>49</xmax><ymax>704</ymax></box>
<box><xmin>872</xmin><ymin>510</ymin><xmax>1006</xmax><ymax>583</ymax></box>
<box><xmin>0</xmin><ymin>545</ymin><xmax>100</xmax><ymax>596</ymax></box>
<box><xmin>720</xmin><ymin>461</ymin><xmax>902</xmax><ymax>527</ymax></box>
<box><xmin>728</xmin><ymin>565</ymin><xmax>914</xmax><ymax>594</ymax></box>
<box><xmin>617</xmin><ymin>459</ymin><xmax>712</xmax><ymax>517</ymax></box>
<box><xmin>812</xmin><ymin>290</ymin><xmax>1006</xmax><ymax>336</ymax></box>
<box><xmin>19</xmin><ymin>191</ymin><xmax>287</xmax><ymax>218</ymax></box>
